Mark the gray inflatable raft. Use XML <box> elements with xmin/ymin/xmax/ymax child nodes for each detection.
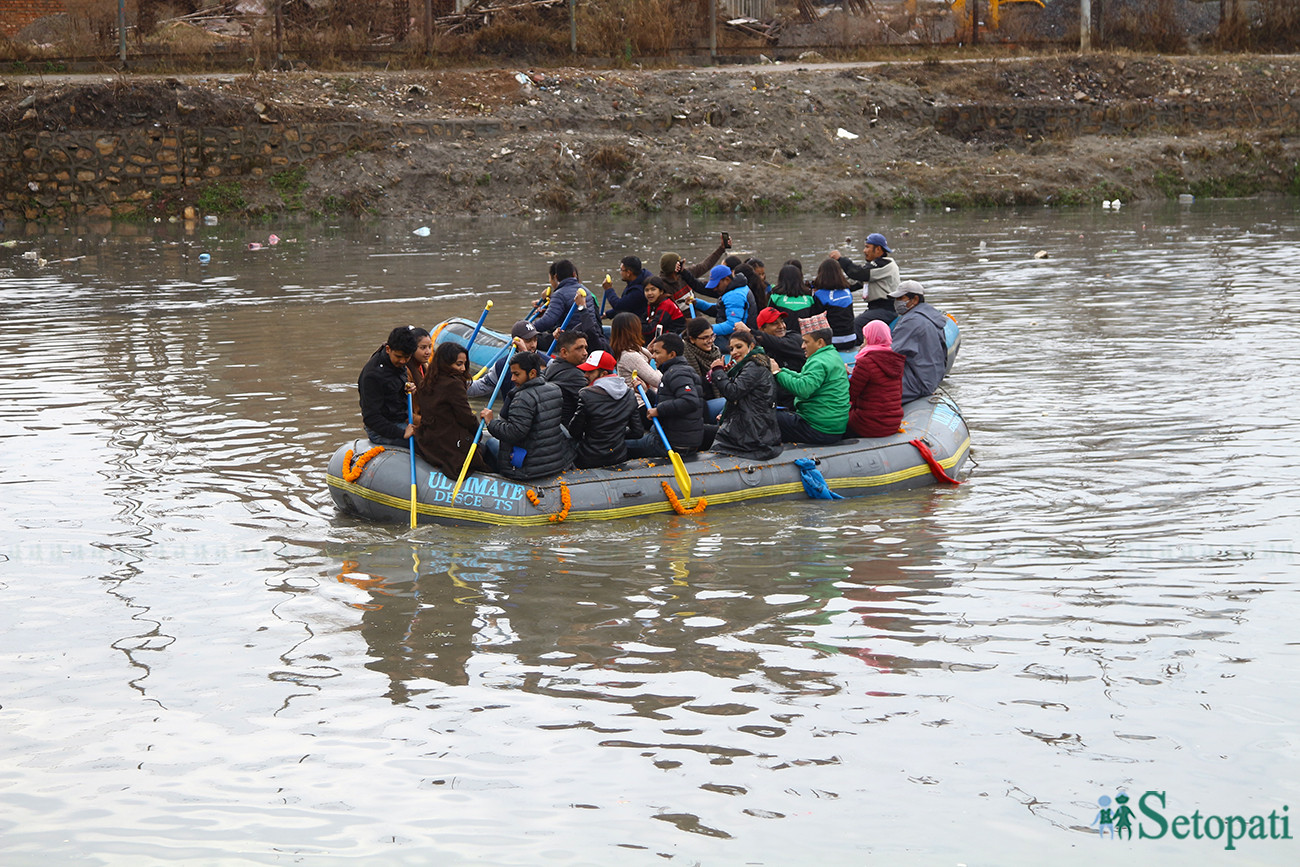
<box><xmin>327</xmin><ymin>394</ymin><xmax>970</xmax><ymax>527</ymax></box>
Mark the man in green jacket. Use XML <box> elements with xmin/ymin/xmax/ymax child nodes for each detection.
<box><xmin>767</xmin><ymin>312</ymin><xmax>849</xmax><ymax>445</ymax></box>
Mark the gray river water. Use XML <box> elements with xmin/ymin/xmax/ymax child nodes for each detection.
<box><xmin>2</xmin><ymin>200</ymin><xmax>1298</xmax><ymax>865</ymax></box>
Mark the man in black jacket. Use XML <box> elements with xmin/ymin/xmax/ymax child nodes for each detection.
<box><xmin>567</xmin><ymin>350</ymin><xmax>644</xmax><ymax>468</ymax></box>
<box><xmin>601</xmin><ymin>256</ymin><xmax>652</xmax><ymax>321</ymax></box>
<box><xmin>358</xmin><ymin>325</ymin><xmax>419</xmax><ymax>447</ymax></box>
<box><xmin>481</xmin><ymin>351</ymin><xmax>575</xmax><ymax>480</ymax></box>
<box><xmin>625</xmin><ymin>333</ymin><xmax>705</xmax><ymax>459</ymax></box>
<box><xmin>543</xmin><ymin>329</ymin><xmax>589</xmax><ymax>423</ymax></box>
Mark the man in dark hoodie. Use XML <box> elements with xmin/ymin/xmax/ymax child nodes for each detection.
<box><xmin>358</xmin><ymin>325</ymin><xmax>419</xmax><ymax>447</ymax></box>
<box><xmin>888</xmin><ymin>280</ymin><xmax>949</xmax><ymax>403</ymax></box>
<box><xmin>625</xmin><ymin>333</ymin><xmax>705</xmax><ymax>459</ymax></box>
<box><xmin>481</xmin><ymin>351</ymin><xmax>575</xmax><ymax>480</ymax></box>
<box><xmin>543</xmin><ymin>328</ymin><xmax>590</xmax><ymax>423</ymax></box>
<box><xmin>567</xmin><ymin>350</ymin><xmax>644</xmax><ymax>468</ymax></box>
<box><xmin>532</xmin><ymin>259</ymin><xmax>588</xmax><ymax>342</ymax></box>
<box><xmin>602</xmin><ymin>256</ymin><xmax>652</xmax><ymax>321</ymax></box>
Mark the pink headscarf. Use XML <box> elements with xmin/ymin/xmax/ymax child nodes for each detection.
<box><xmin>855</xmin><ymin>319</ymin><xmax>892</xmax><ymax>361</ymax></box>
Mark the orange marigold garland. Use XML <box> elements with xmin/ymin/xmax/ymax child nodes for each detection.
<box><xmin>342</xmin><ymin>446</ymin><xmax>385</xmax><ymax>482</ymax></box>
<box><xmin>661</xmin><ymin>481</ymin><xmax>707</xmax><ymax>515</ymax></box>
<box><xmin>525</xmin><ymin>489</ymin><xmax>541</xmax><ymax>507</ymax></box>
<box><xmin>548</xmin><ymin>482</ymin><xmax>572</xmax><ymax>523</ymax></box>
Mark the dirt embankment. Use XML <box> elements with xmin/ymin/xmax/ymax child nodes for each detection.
<box><xmin>2</xmin><ymin>53</ymin><xmax>1299</xmax><ymax>221</ymax></box>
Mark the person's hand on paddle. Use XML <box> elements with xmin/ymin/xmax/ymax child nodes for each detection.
<box><xmin>645</xmin><ymin>406</ymin><xmax>659</xmax><ymax>419</ymax></box>
<box><xmin>403</xmin><ymin>423</ymin><xmax>415</xmax><ymax>439</ymax></box>
<box><xmin>404</xmin><ymin>380</ymin><xmax>416</xmax><ymax>394</ymax></box>
<box><xmin>479</xmin><ymin>408</ymin><xmax>495</xmax><ymax>423</ymax></box>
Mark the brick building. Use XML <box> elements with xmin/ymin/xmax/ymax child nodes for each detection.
<box><xmin>1</xmin><ymin>0</ymin><xmax>66</xmax><ymax>37</ymax></box>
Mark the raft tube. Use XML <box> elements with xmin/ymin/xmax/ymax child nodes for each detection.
<box><xmin>432</xmin><ymin>313</ymin><xmax>961</xmax><ymax>376</ymax></box>
<box><xmin>327</xmin><ymin>394</ymin><xmax>970</xmax><ymax>528</ymax></box>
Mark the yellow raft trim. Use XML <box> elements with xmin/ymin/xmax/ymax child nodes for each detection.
<box><xmin>327</xmin><ymin>436</ymin><xmax>970</xmax><ymax>527</ymax></box>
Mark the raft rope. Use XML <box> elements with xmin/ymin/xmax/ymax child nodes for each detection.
<box><xmin>342</xmin><ymin>446</ymin><xmax>385</xmax><ymax>482</ymax></box>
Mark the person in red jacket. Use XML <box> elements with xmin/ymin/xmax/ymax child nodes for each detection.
<box><xmin>641</xmin><ymin>277</ymin><xmax>686</xmax><ymax>342</ymax></box>
<box><xmin>847</xmin><ymin>319</ymin><xmax>906</xmax><ymax>438</ymax></box>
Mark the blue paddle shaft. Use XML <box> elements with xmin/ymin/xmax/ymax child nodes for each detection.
<box><xmin>407</xmin><ymin>392</ymin><xmax>416</xmax><ymax>483</ymax></box>
<box><xmin>464</xmin><ymin>304</ymin><xmax>491</xmax><ymax>355</ymax></box>
<box><xmin>635</xmin><ymin>383</ymin><xmax>673</xmax><ymax>454</ymax></box>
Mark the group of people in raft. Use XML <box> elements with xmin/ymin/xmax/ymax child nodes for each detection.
<box><xmin>356</xmin><ymin>231</ymin><xmax>951</xmax><ymax>484</ymax></box>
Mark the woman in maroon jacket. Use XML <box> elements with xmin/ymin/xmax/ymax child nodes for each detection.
<box><xmin>847</xmin><ymin>319</ymin><xmax>906</xmax><ymax>438</ymax></box>
<box><xmin>414</xmin><ymin>342</ymin><xmax>492</xmax><ymax>479</ymax></box>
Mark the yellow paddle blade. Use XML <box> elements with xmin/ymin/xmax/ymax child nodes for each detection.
<box><xmin>668</xmin><ymin>449</ymin><xmax>692</xmax><ymax>500</ymax></box>
<box><xmin>450</xmin><ymin>442</ymin><xmax>479</xmax><ymax>503</ymax></box>
<box><xmin>409</xmin><ymin>483</ymin><xmax>418</xmax><ymax>529</ymax></box>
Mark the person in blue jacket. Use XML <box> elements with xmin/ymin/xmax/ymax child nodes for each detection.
<box><xmin>888</xmin><ymin>280</ymin><xmax>949</xmax><ymax>403</ymax></box>
<box><xmin>532</xmin><ymin>259</ymin><xmax>588</xmax><ymax>343</ymax></box>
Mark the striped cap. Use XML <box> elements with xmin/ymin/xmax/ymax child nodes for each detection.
<box><xmin>799</xmin><ymin>312</ymin><xmax>831</xmax><ymax>335</ymax></box>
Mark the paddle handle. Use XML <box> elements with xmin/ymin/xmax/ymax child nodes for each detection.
<box><xmin>547</xmin><ymin>288</ymin><xmax>586</xmax><ymax>358</ymax></box>
<box><xmin>635</xmin><ymin>382</ymin><xmax>673</xmax><ymax>454</ymax></box>
<box><xmin>524</xmin><ymin>287</ymin><xmax>551</xmax><ymax>323</ymax></box>
<box><xmin>407</xmin><ymin>391</ymin><xmax>417</xmax><ymax>528</ymax></box>
<box><xmin>471</xmin><ymin>339</ymin><xmax>512</xmax><ymax>381</ymax></box>
<box><xmin>464</xmin><ymin>300</ymin><xmax>492</xmax><ymax>355</ymax></box>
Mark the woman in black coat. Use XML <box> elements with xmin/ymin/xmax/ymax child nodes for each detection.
<box><xmin>707</xmin><ymin>330</ymin><xmax>783</xmax><ymax>461</ymax></box>
<box><xmin>414</xmin><ymin>342</ymin><xmax>491</xmax><ymax>479</ymax></box>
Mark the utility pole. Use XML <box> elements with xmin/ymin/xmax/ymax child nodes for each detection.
<box><xmin>570</xmin><ymin>0</ymin><xmax>577</xmax><ymax>54</ymax></box>
<box><xmin>1080</xmin><ymin>0</ymin><xmax>1091</xmax><ymax>51</ymax></box>
<box><xmin>118</xmin><ymin>0</ymin><xmax>126</xmax><ymax>65</ymax></box>
<box><xmin>971</xmin><ymin>0</ymin><xmax>979</xmax><ymax>44</ymax></box>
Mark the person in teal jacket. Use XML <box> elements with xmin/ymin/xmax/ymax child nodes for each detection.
<box><xmin>767</xmin><ymin>312</ymin><xmax>849</xmax><ymax>445</ymax></box>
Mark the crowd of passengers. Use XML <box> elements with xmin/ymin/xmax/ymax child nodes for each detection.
<box><xmin>357</xmin><ymin>231</ymin><xmax>950</xmax><ymax>482</ymax></box>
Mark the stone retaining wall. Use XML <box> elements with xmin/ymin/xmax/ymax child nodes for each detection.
<box><xmin>0</xmin><ymin>117</ymin><xmax>503</xmax><ymax>222</ymax></box>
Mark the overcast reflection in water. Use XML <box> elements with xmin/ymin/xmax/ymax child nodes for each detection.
<box><xmin>1</xmin><ymin>200</ymin><xmax>1299</xmax><ymax>865</ymax></box>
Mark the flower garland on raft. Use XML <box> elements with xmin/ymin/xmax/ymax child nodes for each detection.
<box><xmin>549</xmin><ymin>483</ymin><xmax>571</xmax><ymax>523</ymax></box>
<box><xmin>661</xmin><ymin>481</ymin><xmax>707</xmax><ymax>515</ymax></box>
<box><xmin>342</xmin><ymin>446</ymin><xmax>385</xmax><ymax>482</ymax></box>
<box><xmin>525</xmin><ymin>485</ymin><xmax>572</xmax><ymax>522</ymax></box>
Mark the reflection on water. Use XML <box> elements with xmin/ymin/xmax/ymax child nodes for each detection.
<box><xmin>2</xmin><ymin>201</ymin><xmax>1299</xmax><ymax>863</ymax></box>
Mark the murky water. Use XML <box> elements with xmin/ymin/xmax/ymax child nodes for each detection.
<box><xmin>2</xmin><ymin>200</ymin><xmax>1299</xmax><ymax>865</ymax></box>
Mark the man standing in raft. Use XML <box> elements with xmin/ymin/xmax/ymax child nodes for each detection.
<box><xmin>358</xmin><ymin>325</ymin><xmax>419</xmax><ymax>448</ymax></box>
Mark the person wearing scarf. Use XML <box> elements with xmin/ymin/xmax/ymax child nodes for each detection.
<box><xmin>847</xmin><ymin>320</ymin><xmax>906</xmax><ymax>438</ymax></box>
<box><xmin>708</xmin><ymin>330</ymin><xmax>783</xmax><ymax>461</ymax></box>
<box><xmin>682</xmin><ymin>317</ymin><xmax>725</xmax><ymax>419</ymax></box>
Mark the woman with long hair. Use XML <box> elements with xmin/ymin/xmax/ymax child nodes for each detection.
<box><xmin>811</xmin><ymin>257</ymin><xmax>857</xmax><ymax>351</ymax></box>
<box><xmin>608</xmin><ymin>311</ymin><xmax>661</xmax><ymax>400</ymax></box>
<box><xmin>768</xmin><ymin>263</ymin><xmax>818</xmax><ymax>330</ymax></box>
<box><xmin>414</xmin><ymin>342</ymin><xmax>492</xmax><ymax>479</ymax></box>
<box><xmin>707</xmin><ymin>330</ymin><xmax>782</xmax><ymax>461</ymax></box>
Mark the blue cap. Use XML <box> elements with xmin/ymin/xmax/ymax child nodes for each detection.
<box><xmin>704</xmin><ymin>264</ymin><xmax>732</xmax><ymax>289</ymax></box>
<box><xmin>866</xmin><ymin>233</ymin><xmax>891</xmax><ymax>253</ymax></box>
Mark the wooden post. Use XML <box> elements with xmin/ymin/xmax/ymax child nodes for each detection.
<box><xmin>971</xmin><ymin>0</ymin><xmax>979</xmax><ymax>44</ymax></box>
<box><xmin>570</xmin><ymin>0</ymin><xmax>577</xmax><ymax>54</ymax></box>
<box><xmin>275</xmin><ymin>0</ymin><xmax>285</xmax><ymax>67</ymax></box>
<box><xmin>709</xmin><ymin>0</ymin><xmax>717</xmax><ymax>62</ymax></box>
<box><xmin>425</xmin><ymin>0</ymin><xmax>433</xmax><ymax>57</ymax></box>
<box><xmin>1080</xmin><ymin>0</ymin><xmax>1091</xmax><ymax>51</ymax></box>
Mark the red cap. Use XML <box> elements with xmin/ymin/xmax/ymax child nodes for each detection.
<box><xmin>577</xmin><ymin>350</ymin><xmax>617</xmax><ymax>372</ymax></box>
<box><xmin>756</xmin><ymin>307</ymin><xmax>784</xmax><ymax>329</ymax></box>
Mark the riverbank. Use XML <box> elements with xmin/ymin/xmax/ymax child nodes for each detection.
<box><xmin>2</xmin><ymin>53</ymin><xmax>1298</xmax><ymax>224</ymax></box>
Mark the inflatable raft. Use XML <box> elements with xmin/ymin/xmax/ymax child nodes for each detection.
<box><xmin>431</xmin><ymin>311</ymin><xmax>961</xmax><ymax>375</ymax></box>
<box><xmin>327</xmin><ymin>394</ymin><xmax>970</xmax><ymax>528</ymax></box>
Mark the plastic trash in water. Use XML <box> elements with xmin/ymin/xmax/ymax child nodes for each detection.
<box><xmin>267</xmin><ymin>234</ymin><xmax>280</xmax><ymax>246</ymax></box>
<box><xmin>1179</xmin><ymin>193</ymin><xmax>1195</xmax><ymax>204</ymax></box>
<box><xmin>198</xmin><ymin>253</ymin><xmax>211</xmax><ymax>264</ymax></box>
<box><xmin>203</xmin><ymin>215</ymin><xmax>218</xmax><ymax>225</ymax></box>
<box><xmin>413</xmin><ymin>226</ymin><xmax>431</xmax><ymax>237</ymax></box>
<box><xmin>247</xmin><ymin>242</ymin><xmax>263</xmax><ymax>251</ymax></box>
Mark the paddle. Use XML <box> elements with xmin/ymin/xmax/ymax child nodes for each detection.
<box><xmin>632</xmin><ymin>373</ymin><xmax>692</xmax><ymax>500</ymax></box>
<box><xmin>547</xmin><ymin>288</ymin><xmax>586</xmax><ymax>359</ymax></box>
<box><xmin>524</xmin><ymin>286</ymin><xmax>551</xmax><ymax>323</ymax></box>
<box><xmin>599</xmin><ymin>274</ymin><xmax>614</xmax><ymax>318</ymax></box>
<box><xmin>471</xmin><ymin>339</ymin><xmax>512</xmax><ymax>382</ymax></box>
<box><xmin>464</xmin><ymin>299</ymin><xmax>492</xmax><ymax>355</ymax></box>
<box><xmin>407</xmin><ymin>391</ymin><xmax>417</xmax><ymax>528</ymax></box>
<box><xmin>451</xmin><ymin>338</ymin><xmax>520</xmax><ymax>504</ymax></box>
